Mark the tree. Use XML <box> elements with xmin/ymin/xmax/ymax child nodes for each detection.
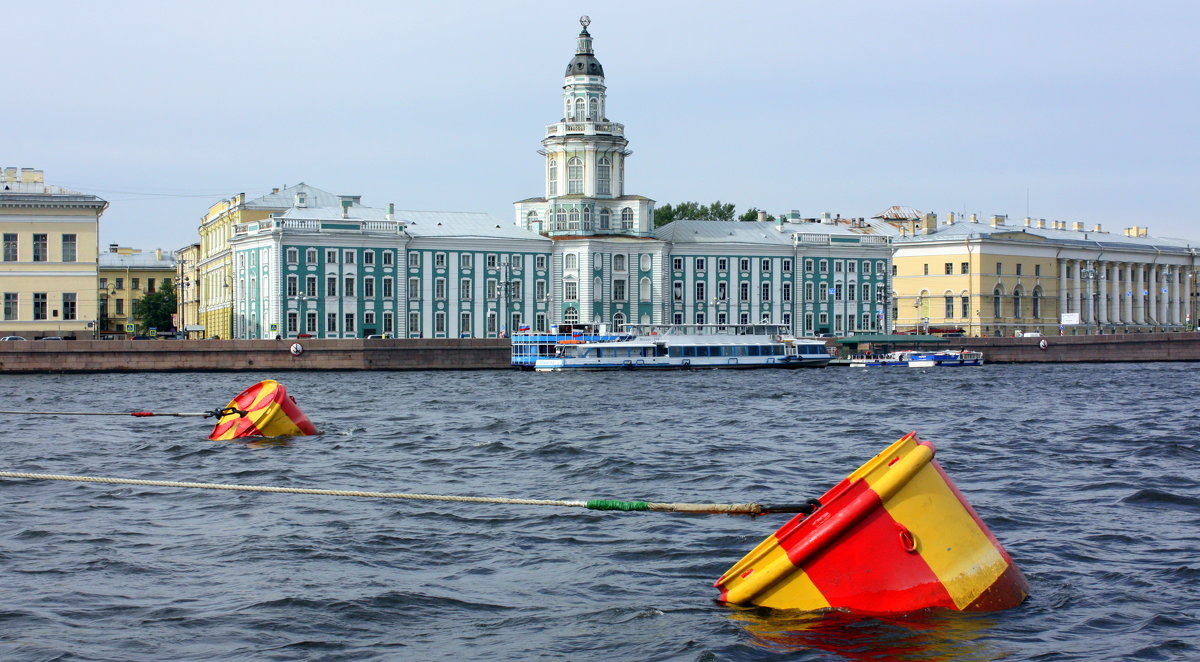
<box><xmin>739</xmin><ymin>207</ymin><xmax>776</xmax><ymax>223</ymax></box>
<box><xmin>134</xmin><ymin>278</ymin><xmax>177</xmax><ymax>334</ymax></box>
<box><xmin>655</xmin><ymin>200</ymin><xmax>769</xmax><ymax>226</ymax></box>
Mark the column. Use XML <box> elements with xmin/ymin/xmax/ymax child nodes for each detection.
<box><xmin>1080</xmin><ymin>260</ymin><xmax>1089</xmax><ymax>319</ymax></box>
<box><xmin>1084</xmin><ymin>260</ymin><xmax>1096</xmax><ymax>327</ymax></box>
<box><xmin>1148</xmin><ymin>267</ymin><xmax>1159</xmax><ymax>326</ymax></box>
<box><xmin>1110</xmin><ymin>262</ymin><xmax>1123</xmax><ymax>325</ymax></box>
<box><xmin>1156</xmin><ymin>265</ymin><xmax>1166</xmax><ymax>323</ymax></box>
<box><xmin>1124</xmin><ymin>263</ymin><xmax>1134</xmax><ymax>325</ymax></box>
<box><xmin>1135</xmin><ymin>264</ymin><xmax>1146</xmax><ymax>325</ymax></box>
<box><xmin>1097</xmin><ymin>261</ymin><xmax>1109</xmax><ymax>326</ymax></box>
<box><xmin>1058</xmin><ymin>259</ymin><xmax>1069</xmax><ymax>318</ymax></box>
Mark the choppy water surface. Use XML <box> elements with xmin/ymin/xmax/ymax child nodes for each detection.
<box><xmin>1</xmin><ymin>364</ymin><xmax>1198</xmax><ymax>661</ymax></box>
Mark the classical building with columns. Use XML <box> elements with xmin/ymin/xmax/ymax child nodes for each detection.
<box><xmin>890</xmin><ymin>212</ymin><xmax>1199</xmax><ymax>336</ymax></box>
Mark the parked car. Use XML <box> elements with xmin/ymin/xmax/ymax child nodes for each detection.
<box><xmin>1</xmin><ymin>335</ymin><xmax>27</xmax><ymax>341</ymax></box>
<box><xmin>40</xmin><ymin>336</ymin><xmax>65</xmax><ymax>340</ymax></box>
<box><xmin>131</xmin><ymin>335</ymin><xmax>153</xmax><ymax>340</ymax></box>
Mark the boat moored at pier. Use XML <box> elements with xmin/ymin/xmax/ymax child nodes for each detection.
<box><xmin>850</xmin><ymin>349</ymin><xmax>984</xmax><ymax>368</ymax></box>
<box><xmin>533</xmin><ymin>324</ymin><xmax>832</xmax><ymax>372</ymax></box>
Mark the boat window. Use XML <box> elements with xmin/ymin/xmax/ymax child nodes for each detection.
<box><xmin>669</xmin><ymin>346</ymin><xmax>682</xmax><ymax>357</ymax></box>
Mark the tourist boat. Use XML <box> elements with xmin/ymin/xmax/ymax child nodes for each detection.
<box><xmin>849</xmin><ymin>349</ymin><xmax>984</xmax><ymax>367</ymax></box>
<box><xmin>209</xmin><ymin>379</ymin><xmax>318</xmax><ymax>440</ymax></box>
<box><xmin>533</xmin><ymin>324</ymin><xmax>832</xmax><ymax>371</ymax></box>
<box><xmin>510</xmin><ymin>324</ymin><xmax>633</xmax><ymax>369</ymax></box>
<box><xmin>715</xmin><ymin>432</ymin><xmax>1029</xmax><ymax>612</ymax></box>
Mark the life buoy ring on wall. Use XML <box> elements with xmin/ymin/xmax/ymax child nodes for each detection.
<box><xmin>290</xmin><ymin>343</ymin><xmax>304</xmax><ymax>356</ymax></box>
<box><xmin>1038</xmin><ymin>339</ymin><xmax>1048</xmax><ymax>351</ymax></box>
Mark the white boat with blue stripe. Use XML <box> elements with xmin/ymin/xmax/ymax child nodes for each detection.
<box><xmin>850</xmin><ymin>349</ymin><xmax>984</xmax><ymax>367</ymax></box>
<box><xmin>533</xmin><ymin>324</ymin><xmax>832</xmax><ymax>372</ymax></box>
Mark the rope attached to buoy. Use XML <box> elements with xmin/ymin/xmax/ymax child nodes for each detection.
<box><xmin>0</xmin><ymin>407</ymin><xmax>247</xmax><ymax>418</ymax></box>
<box><xmin>0</xmin><ymin>471</ymin><xmax>821</xmax><ymax>517</ymax></box>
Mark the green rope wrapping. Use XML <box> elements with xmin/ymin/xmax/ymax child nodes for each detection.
<box><xmin>586</xmin><ymin>499</ymin><xmax>649</xmax><ymax>511</ymax></box>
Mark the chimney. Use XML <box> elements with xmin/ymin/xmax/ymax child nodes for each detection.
<box><xmin>776</xmin><ymin>215</ymin><xmax>785</xmax><ymax>232</ymax></box>
<box><xmin>20</xmin><ymin>168</ymin><xmax>43</xmax><ymax>183</ymax></box>
<box><xmin>1037</xmin><ymin>219</ymin><xmax>1046</xmax><ymax>229</ymax></box>
<box><xmin>922</xmin><ymin>212</ymin><xmax>938</xmax><ymax>234</ymax></box>
<box><xmin>341</xmin><ymin>198</ymin><xmax>352</xmax><ymax>219</ymax></box>
<box><xmin>757</xmin><ymin>210</ymin><xmax>767</xmax><ymax>223</ymax></box>
<box><xmin>990</xmin><ymin>215</ymin><xmax>1006</xmax><ymax>227</ymax></box>
<box><xmin>294</xmin><ymin>191</ymin><xmax>307</xmax><ymax>208</ymax></box>
<box><xmin>387</xmin><ymin>203</ymin><xmax>395</xmax><ymax>221</ymax></box>
<box><xmin>109</xmin><ymin>243</ymin><xmax>118</xmax><ymax>253</ymax></box>
<box><xmin>272</xmin><ymin>187</ymin><xmax>280</xmax><ymax>194</ymax></box>
<box><xmin>947</xmin><ymin>211</ymin><xmax>956</xmax><ymax>224</ymax></box>
<box><xmin>1093</xmin><ymin>224</ymin><xmax>1102</xmax><ymax>232</ymax></box>
<box><xmin>970</xmin><ymin>213</ymin><xmax>978</xmax><ymax>223</ymax></box>
<box><xmin>1024</xmin><ymin>217</ymin><xmax>1032</xmax><ymax>227</ymax></box>
<box><xmin>4</xmin><ymin>167</ymin><xmax>16</xmax><ymax>183</ymax></box>
<box><xmin>1072</xmin><ymin>221</ymin><xmax>1084</xmax><ymax>231</ymax></box>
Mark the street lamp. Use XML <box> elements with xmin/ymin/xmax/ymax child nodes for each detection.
<box><xmin>494</xmin><ymin>259</ymin><xmax>525</xmax><ymax>337</ymax></box>
<box><xmin>1080</xmin><ymin>267</ymin><xmax>1098</xmax><ymax>335</ymax></box>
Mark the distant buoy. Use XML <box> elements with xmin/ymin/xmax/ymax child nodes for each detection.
<box><xmin>290</xmin><ymin>343</ymin><xmax>304</xmax><ymax>356</ymax></box>
<box><xmin>1038</xmin><ymin>339</ymin><xmax>1048</xmax><ymax>350</ymax></box>
<box><xmin>209</xmin><ymin>380</ymin><xmax>318</xmax><ymax>440</ymax></box>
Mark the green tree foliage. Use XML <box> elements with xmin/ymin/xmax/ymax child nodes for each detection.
<box><xmin>739</xmin><ymin>207</ymin><xmax>776</xmax><ymax>223</ymax></box>
<box><xmin>654</xmin><ymin>200</ymin><xmax>746</xmax><ymax>226</ymax></box>
<box><xmin>134</xmin><ymin>277</ymin><xmax>177</xmax><ymax>334</ymax></box>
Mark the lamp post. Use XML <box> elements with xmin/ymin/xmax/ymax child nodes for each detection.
<box><xmin>496</xmin><ymin>259</ymin><xmax>521</xmax><ymax>337</ymax></box>
<box><xmin>1080</xmin><ymin>267</ymin><xmax>1098</xmax><ymax>335</ymax></box>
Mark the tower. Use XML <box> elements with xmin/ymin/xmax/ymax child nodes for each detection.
<box><xmin>515</xmin><ymin>16</ymin><xmax>655</xmax><ymax>238</ymax></box>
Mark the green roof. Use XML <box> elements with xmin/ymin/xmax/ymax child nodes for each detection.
<box><xmin>835</xmin><ymin>334</ymin><xmax>949</xmax><ymax>344</ymax></box>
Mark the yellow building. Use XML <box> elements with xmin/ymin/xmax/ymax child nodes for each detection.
<box><xmin>198</xmin><ymin>183</ymin><xmax>340</xmax><ymax>339</ymax></box>
<box><xmin>97</xmin><ymin>246</ymin><xmax>176</xmax><ymax>338</ymax></box>
<box><xmin>0</xmin><ymin>167</ymin><xmax>107</xmax><ymax>339</ymax></box>
<box><xmin>173</xmin><ymin>243</ymin><xmax>201</xmax><ymax>338</ymax></box>
<box><xmin>887</xmin><ymin>210</ymin><xmax>1199</xmax><ymax>337</ymax></box>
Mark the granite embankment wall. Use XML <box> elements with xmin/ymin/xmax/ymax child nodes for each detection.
<box><xmin>1</xmin><ymin>333</ymin><xmax>1199</xmax><ymax>373</ymax></box>
<box><xmin>931</xmin><ymin>332</ymin><xmax>1200</xmax><ymax>363</ymax></box>
<box><xmin>0</xmin><ymin>338</ymin><xmax>512</xmax><ymax>373</ymax></box>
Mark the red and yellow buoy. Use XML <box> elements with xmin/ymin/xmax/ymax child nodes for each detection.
<box><xmin>716</xmin><ymin>432</ymin><xmax>1028</xmax><ymax>613</ymax></box>
<box><xmin>208</xmin><ymin>380</ymin><xmax>318</xmax><ymax>440</ymax></box>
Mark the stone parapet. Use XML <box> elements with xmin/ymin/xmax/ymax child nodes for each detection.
<box><xmin>0</xmin><ymin>338</ymin><xmax>512</xmax><ymax>373</ymax></box>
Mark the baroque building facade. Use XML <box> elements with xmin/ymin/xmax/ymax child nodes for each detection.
<box><xmin>222</xmin><ymin>18</ymin><xmax>897</xmax><ymax>339</ymax></box>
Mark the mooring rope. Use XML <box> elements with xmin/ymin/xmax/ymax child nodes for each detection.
<box><xmin>0</xmin><ymin>407</ymin><xmax>245</xmax><ymax>418</ymax></box>
<box><xmin>0</xmin><ymin>471</ymin><xmax>820</xmax><ymax>516</ymax></box>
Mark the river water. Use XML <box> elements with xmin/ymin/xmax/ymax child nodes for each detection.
<box><xmin>1</xmin><ymin>364</ymin><xmax>1197</xmax><ymax>661</ymax></box>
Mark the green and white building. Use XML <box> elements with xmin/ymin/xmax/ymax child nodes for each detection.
<box><xmin>225</xmin><ymin>18</ymin><xmax>894</xmax><ymax>339</ymax></box>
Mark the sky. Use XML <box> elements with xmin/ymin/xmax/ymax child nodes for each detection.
<box><xmin>5</xmin><ymin>0</ymin><xmax>1198</xmax><ymax>252</ymax></box>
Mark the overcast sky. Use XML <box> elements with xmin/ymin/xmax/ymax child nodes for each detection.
<box><xmin>6</xmin><ymin>0</ymin><xmax>1198</xmax><ymax>252</ymax></box>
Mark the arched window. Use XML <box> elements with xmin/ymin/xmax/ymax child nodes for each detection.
<box><xmin>564</xmin><ymin>253</ymin><xmax>578</xmax><ymax>270</ymax></box>
<box><xmin>582</xmin><ymin>206</ymin><xmax>592</xmax><ymax>230</ymax></box>
<box><xmin>612</xmin><ymin>311</ymin><xmax>625</xmax><ymax>329</ymax></box>
<box><xmin>993</xmin><ymin>287</ymin><xmax>1004</xmax><ymax>318</ymax></box>
<box><xmin>1012</xmin><ymin>287</ymin><xmax>1023</xmax><ymax>318</ymax></box>
<box><xmin>593</xmin><ymin>277</ymin><xmax>603</xmax><ymax>301</ymax></box>
<box><xmin>555</xmin><ymin>207</ymin><xmax>566</xmax><ymax>230</ymax></box>
<box><xmin>621</xmin><ymin>207</ymin><xmax>634</xmax><ymax>229</ymax></box>
<box><xmin>526</xmin><ymin>210</ymin><xmax>539</xmax><ymax>229</ymax></box>
<box><xmin>589</xmin><ymin>97</ymin><xmax>598</xmax><ymax>121</ymax></box>
<box><xmin>574</xmin><ymin>98</ymin><xmax>585</xmax><ymax>120</ymax></box>
<box><xmin>597</xmin><ymin>157</ymin><xmax>611</xmax><ymax>195</ymax></box>
<box><xmin>639</xmin><ymin>277</ymin><xmax>651</xmax><ymax>301</ymax></box>
<box><xmin>563</xmin><ymin>306</ymin><xmax>579</xmax><ymax>324</ymax></box>
<box><xmin>599</xmin><ymin>208</ymin><xmax>611</xmax><ymax>230</ymax></box>
<box><xmin>568</xmin><ymin>207</ymin><xmax>580</xmax><ymax>230</ymax></box>
<box><xmin>568</xmin><ymin>157</ymin><xmax>583</xmax><ymax>194</ymax></box>
<box><xmin>1032</xmin><ymin>288</ymin><xmax>1042</xmax><ymax>318</ymax></box>
<box><xmin>548</xmin><ymin>160</ymin><xmax>558</xmax><ymax>196</ymax></box>
<box><xmin>613</xmin><ymin>254</ymin><xmax>626</xmax><ymax>271</ymax></box>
